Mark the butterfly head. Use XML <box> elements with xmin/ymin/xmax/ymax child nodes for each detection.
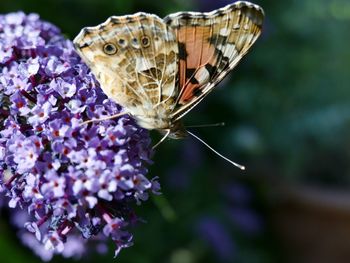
<box><xmin>156</xmin><ymin>120</ymin><xmax>188</xmax><ymax>140</ymax></box>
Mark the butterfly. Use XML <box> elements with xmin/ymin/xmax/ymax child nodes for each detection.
<box><xmin>73</xmin><ymin>1</ymin><xmax>264</xmax><ymax>145</ymax></box>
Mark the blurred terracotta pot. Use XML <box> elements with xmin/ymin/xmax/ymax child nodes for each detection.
<box><xmin>270</xmin><ymin>184</ymin><xmax>350</xmax><ymax>263</ymax></box>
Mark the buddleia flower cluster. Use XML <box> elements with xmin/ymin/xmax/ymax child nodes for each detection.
<box><xmin>0</xmin><ymin>12</ymin><xmax>159</xmax><ymax>260</ymax></box>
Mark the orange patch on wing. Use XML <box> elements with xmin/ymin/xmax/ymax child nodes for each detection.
<box><xmin>178</xmin><ymin>59</ymin><xmax>187</xmax><ymax>95</ymax></box>
<box><xmin>176</xmin><ymin>26</ymin><xmax>217</xmax><ymax>104</ymax></box>
<box><xmin>180</xmin><ymin>83</ymin><xmax>200</xmax><ymax>103</ymax></box>
<box><xmin>177</xmin><ymin>26</ymin><xmax>216</xmax><ymax>69</ymax></box>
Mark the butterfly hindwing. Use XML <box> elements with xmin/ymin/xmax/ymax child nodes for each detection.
<box><xmin>164</xmin><ymin>1</ymin><xmax>264</xmax><ymax>120</ymax></box>
<box><xmin>74</xmin><ymin>13</ymin><xmax>179</xmax><ymax>119</ymax></box>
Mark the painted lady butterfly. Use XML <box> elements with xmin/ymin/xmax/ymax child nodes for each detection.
<box><xmin>73</xmin><ymin>1</ymin><xmax>264</xmax><ymax>147</ymax></box>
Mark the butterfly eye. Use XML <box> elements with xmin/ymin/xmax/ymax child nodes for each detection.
<box><xmin>103</xmin><ymin>43</ymin><xmax>118</xmax><ymax>55</ymax></box>
<box><xmin>141</xmin><ymin>36</ymin><xmax>150</xmax><ymax>47</ymax></box>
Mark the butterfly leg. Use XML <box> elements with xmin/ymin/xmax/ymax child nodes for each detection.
<box><xmin>152</xmin><ymin>129</ymin><xmax>171</xmax><ymax>149</ymax></box>
<box><xmin>80</xmin><ymin>112</ymin><xmax>128</xmax><ymax>126</ymax></box>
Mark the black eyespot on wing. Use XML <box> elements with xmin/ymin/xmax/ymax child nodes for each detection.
<box><xmin>118</xmin><ymin>39</ymin><xmax>128</xmax><ymax>48</ymax></box>
<box><xmin>103</xmin><ymin>43</ymin><xmax>118</xmax><ymax>55</ymax></box>
<box><xmin>141</xmin><ymin>35</ymin><xmax>150</xmax><ymax>47</ymax></box>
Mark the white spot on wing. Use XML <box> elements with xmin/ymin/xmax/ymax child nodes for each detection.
<box><xmin>223</xmin><ymin>43</ymin><xmax>237</xmax><ymax>58</ymax></box>
<box><xmin>243</xmin><ymin>24</ymin><xmax>250</xmax><ymax>31</ymax></box>
<box><xmin>136</xmin><ymin>57</ymin><xmax>152</xmax><ymax>71</ymax></box>
<box><xmin>195</xmin><ymin>67</ymin><xmax>210</xmax><ymax>84</ymax></box>
<box><xmin>219</xmin><ymin>28</ymin><xmax>230</xmax><ymax>36</ymax></box>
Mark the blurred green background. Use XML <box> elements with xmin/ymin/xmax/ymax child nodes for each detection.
<box><xmin>1</xmin><ymin>0</ymin><xmax>350</xmax><ymax>262</ymax></box>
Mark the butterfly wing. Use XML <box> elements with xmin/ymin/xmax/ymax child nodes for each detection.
<box><xmin>164</xmin><ymin>1</ymin><xmax>264</xmax><ymax>121</ymax></box>
<box><xmin>73</xmin><ymin>13</ymin><xmax>179</xmax><ymax>121</ymax></box>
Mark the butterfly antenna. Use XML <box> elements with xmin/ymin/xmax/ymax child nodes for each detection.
<box><xmin>186</xmin><ymin>122</ymin><xmax>225</xmax><ymax>128</ymax></box>
<box><xmin>153</xmin><ymin>129</ymin><xmax>171</xmax><ymax>150</ymax></box>
<box><xmin>187</xmin><ymin>130</ymin><xmax>245</xmax><ymax>170</ymax></box>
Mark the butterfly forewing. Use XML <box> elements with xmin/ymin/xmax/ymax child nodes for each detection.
<box><xmin>164</xmin><ymin>1</ymin><xmax>264</xmax><ymax>121</ymax></box>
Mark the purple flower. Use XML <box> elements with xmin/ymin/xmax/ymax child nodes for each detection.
<box><xmin>196</xmin><ymin>217</ymin><xmax>236</xmax><ymax>262</ymax></box>
<box><xmin>227</xmin><ymin>207</ymin><xmax>263</xmax><ymax>235</ymax></box>
<box><xmin>0</xmin><ymin>11</ymin><xmax>158</xmax><ymax>260</ymax></box>
<box><xmin>10</xmin><ymin>91</ymin><xmax>31</xmax><ymax>115</ymax></box>
<box><xmin>223</xmin><ymin>183</ymin><xmax>263</xmax><ymax>235</ymax></box>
